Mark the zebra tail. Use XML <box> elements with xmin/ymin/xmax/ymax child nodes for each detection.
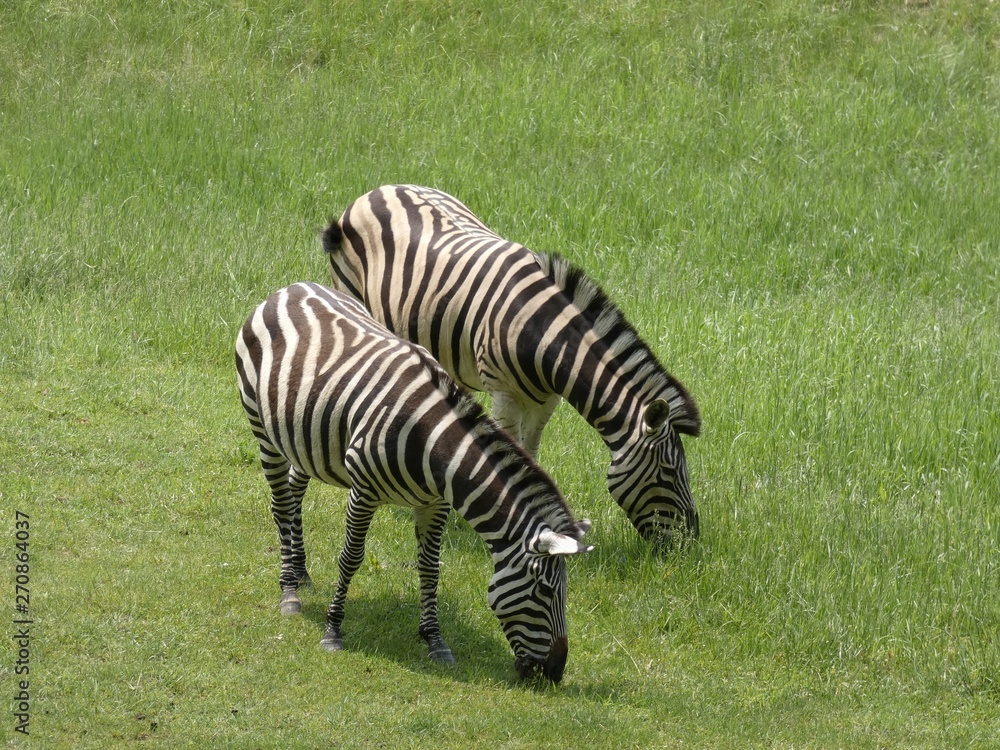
<box><xmin>321</xmin><ymin>220</ymin><xmax>343</xmax><ymax>254</ymax></box>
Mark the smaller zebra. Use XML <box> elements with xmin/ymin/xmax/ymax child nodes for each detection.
<box><xmin>235</xmin><ymin>282</ymin><xmax>592</xmax><ymax>681</ymax></box>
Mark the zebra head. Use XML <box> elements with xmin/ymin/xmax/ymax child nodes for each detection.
<box><xmin>487</xmin><ymin>520</ymin><xmax>592</xmax><ymax>682</ymax></box>
<box><xmin>607</xmin><ymin>397</ymin><xmax>701</xmax><ymax>544</ymax></box>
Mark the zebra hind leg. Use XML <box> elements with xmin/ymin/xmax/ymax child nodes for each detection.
<box><xmin>276</xmin><ymin>465</ymin><xmax>312</xmax><ymax>614</ymax></box>
<box><xmin>413</xmin><ymin>502</ymin><xmax>455</xmax><ymax>664</ymax></box>
<box><xmin>257</xmin><ymin>443</ymin><xmax>308</xmax><ymax>615</ymax></box>
<box><xmin>321</xmin><ymin>488</ymin><xmax>378</xmax><ymax>652</ymax></box>
<box><xmin>287</xmin><ymin>464</ymin><xmax>312</xmax><ymax>589</ymax></box>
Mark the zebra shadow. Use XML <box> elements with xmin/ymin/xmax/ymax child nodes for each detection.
<box><xmin>295</xmin><ymin>589</ymin><xmax>522</xmax><ymax>685</ymax></box>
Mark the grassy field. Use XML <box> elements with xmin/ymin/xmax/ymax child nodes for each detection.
<box><xmin>2</xmin><ymin>0</ymin><xmax>999</xmax><ymax>746</ymax></box>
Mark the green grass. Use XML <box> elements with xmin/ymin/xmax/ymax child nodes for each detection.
<box><xmin>2</xmin><ymin>0</ymin><xmax>999</xmax><ymax>746</ymax></box>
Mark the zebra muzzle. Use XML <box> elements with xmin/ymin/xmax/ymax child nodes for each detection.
<box><xmin>544</xmin><ymin>636</ymin><xmax>568</xmax><ymax>682</ymax></box>
<box><xmin>514</xmin><ymin>637</ymin><xmax>568</xmax><ymax>683</ymax></box>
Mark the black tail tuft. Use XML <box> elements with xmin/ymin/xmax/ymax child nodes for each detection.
<box><xmin>321</xmin><ymin>221</ymin><xmax>343</xmax><ymax>254</ymax></box>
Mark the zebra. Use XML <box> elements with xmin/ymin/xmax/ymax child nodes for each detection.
<box><xmin>235</xmin><ymin>281</ymin><xmax>592</xmax><ymax>681</ymax></box>
<box><xmin>322</xmin><ymin>184</ymin><xmax>702</xmax><ymax>543</ymax></box>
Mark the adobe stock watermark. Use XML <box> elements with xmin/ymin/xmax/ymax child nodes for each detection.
<box><xmin>12</xmin><ymin>510</ymin><xmax>31</xmax><ymax>736</ymax></box>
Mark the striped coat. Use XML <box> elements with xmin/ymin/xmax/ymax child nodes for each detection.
<box><xmin>235</xmin><ymin>282</ymin><xmax>591</xmax><ymax>681</ymax></box>
<box><xmin>323</xmin><ymin>185</ymin><xmax>702</xmax><ymax>543</ymax></box>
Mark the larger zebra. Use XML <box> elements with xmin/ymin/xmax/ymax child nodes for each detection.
<box><xmin>323</xmin><ymin>185</ymin><xmax>702</xmax><ymax>543</ymax></box>
<box><xmin>236</xmin><ymin>282</ymin><xmax>592</xmax><ymax>681</ymax></box>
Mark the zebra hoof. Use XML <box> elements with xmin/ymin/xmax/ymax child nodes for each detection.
<box><xmin>279</xmin><ymin>590</ymin><xmax>302</xmax><ymax>616</ymax></box>
<box><xmin>426</xmin><ymin>638</ymin><xmax>455</xmax><ymax>665</ymax></box>
<box><xmin>320</xmin><ymin>637</ymin><xmax>343</xmax><ymax>653</ymax></box>
<box><xmin>429</xmin><ymin>647</ymin><xmax>455</xmax><ymax>665</ymax></box>
<box><xmin>320</xmin><ymin>627</ymin><xmax>343</xmax><ymax>652</ymax></box>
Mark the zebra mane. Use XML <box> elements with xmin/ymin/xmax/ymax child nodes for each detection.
<box><xmin>532</xmin><ymin>251</ymin><xmax>701</xmax><ymax>436</ymax></box>
<box><xmin>415</xmin><ymin>347</ymin><xmax>578</xmax><ymax>534</ymax></box>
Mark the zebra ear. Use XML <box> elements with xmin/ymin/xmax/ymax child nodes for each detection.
<box><xmin>535</xmin><ymin>529</ymin><xmax>593</xmax><ymax>556</ymax></box>
<box><xmin>643</xmin><ymin>399</ymin><xmax>671</xmax><ymax>435</ymax></box>
<box><xmin>573</xmin><ymin>519</ymin><xmax>592</xmax><ymax>539</ymax></box>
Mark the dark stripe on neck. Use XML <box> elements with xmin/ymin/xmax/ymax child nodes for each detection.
<box><xmin>535</xmin><ymin>251</ymin><xmax>700</xmax><ymax>439</ymax></box>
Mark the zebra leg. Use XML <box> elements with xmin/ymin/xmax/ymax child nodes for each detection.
<box><xmin>491</xmin><ymin>390</ymin><xmax>559</xmax><ymax>457</ymax></box>
<box><xmin>287</xmin><ymin>464</ymin><xmax>312</xmax><ymax>588</ymax></box>
<box><xmin>257</xmin><ymin>442</ymin><xmax>306</xmax><ymax>615</ymax></box>
<box><xmin>491</xmin><ymin>391</ymin><xmax>527</xmax><ymax>447</ymax></box>
<box><xmin>517</xmin><ymin>395</ymin><xmax>560</xmax><ymax>457</ymax></box>
<box><xmin>413</xmin><ymin>502</ymin><xmax>455</xmax><ymax>664</ymax></box>
<box><xmin>321</xmin><ymin>487</ymin><xmax>378</xmax><ymax>652</ymax></box>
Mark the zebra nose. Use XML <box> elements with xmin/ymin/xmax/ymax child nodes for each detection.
<box><xmin>543</xmin><ymin>637</ymin><xmax>568</xmax><ymax>683</ymax></box>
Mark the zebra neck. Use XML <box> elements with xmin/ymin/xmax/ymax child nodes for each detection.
<box><xmin>550</xmin><ymin>333</ymin><xmax>669</xmax><ymax>451</ymax></box>
<box><xmin>529</xmin><ymin>250</ymin><xmax>698</xmax><ymax>448</ymax></box>
<box><xmin>436</xmin><ymin>432</ymin><xmax>570</xmax><ymax>546</ymax></box>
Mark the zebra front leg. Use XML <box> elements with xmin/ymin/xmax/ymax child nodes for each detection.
<box><xmin>518</xmin><ymin>395</ymin><xmax>560</xmax><ymax>458</ymax></box>
<box><xmin>321</xmin><ymin>487</ymin><xmax>378</xmax><ymax>652</ymax></box>
<box><xmin>413</xmin><ymin>502</ymin><xmax>455</xmax><ymax>664</ymax></box>
<box><xmin>491</xmin><ymin>391</ymin><xmax>526</xmax><ymax>448</ymax></box>
<box><xmin>491</xmin><ymin>391</ymin><xmax>559</xmax><ymax>457</ymax></box>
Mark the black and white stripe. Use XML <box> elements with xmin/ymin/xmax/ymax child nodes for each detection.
<box><xmin>235</xmin><ymin>282</ymin><xmax>591</xmax><ymax>681</ymax></box>
<box><xmin>323</xmin><ymin>185</ymin><xmax>701</xmax><ymax>543</ymax></box>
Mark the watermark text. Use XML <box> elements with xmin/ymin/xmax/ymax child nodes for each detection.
<box><xmin>12</xmin><ymin>510</ymin><xmax>31</xmax><ymax>736</ymax></box>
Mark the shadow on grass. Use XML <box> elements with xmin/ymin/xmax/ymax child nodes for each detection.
<box><xmin>258</xmin><ymin>511</ymin><xmax>711</xmax><ymax>694</ymax></box>
<box><xmin>282</xmin><ymin>587</ymin><xmax>687</xmax><ymax>698</ymax></box>
<box><xmin>289</xmin><ymin>588</ymin><xmax>526</xmax><ymax>686</ymax></box>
